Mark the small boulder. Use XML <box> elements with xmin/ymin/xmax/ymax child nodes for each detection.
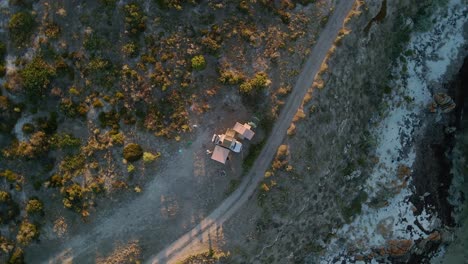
<box><xmin>433</xmin><ymin>93</ymin><xmax>456</xmax><ymax>113</ymax></box>
<box><xmin>386</xmin><ymin>239</ymin><xmax>413</xmax><ymax>257</ymax></box>
<box><xmin>123</xmin><ymin>143</ymin><xmax>143</xmax><ymax>162</ymax></box>
<box><xmin>376</xmin><ymin>217</ymin><xmax>394</xmax><ymax>239</ymax></box>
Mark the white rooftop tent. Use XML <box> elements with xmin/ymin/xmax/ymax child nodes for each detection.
<box><xmin>233</xmin><ymin>122</ymin><xmax>255</xmax><ymax>140</ymax></box>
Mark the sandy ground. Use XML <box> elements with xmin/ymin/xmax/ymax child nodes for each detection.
<box><xmin>25</xmin><ymin>117</ymin><xmax>245</xmax><ymax>263</ymax></box>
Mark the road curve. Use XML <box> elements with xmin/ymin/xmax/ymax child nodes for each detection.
<box><xmin>148</xmin><ymin>1</ymin><xmax>356</xmax><ymax>263</ymax></box>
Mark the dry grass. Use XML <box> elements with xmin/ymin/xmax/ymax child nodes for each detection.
<box><xmin>53</xmin><ymin>217</ymin><xmax>68</xmax><ymax>238</ymax></box>
<box><xmin>272</xmin><ymin>144</ymin><xmax>290</xmax><ymax>170</ymax></box>
<box><xmin>302</xmin><ymin>88</ymin><xmax>313</xmax><ymax>105</ymax></box>
<box><xmin>292</xmin><ymin>108</ymin><xmax>306</xmax><ymax>122</ymax></box>
<box><xmin>96</xmin><ymin>240</ymin><xmax>141</xmax><ymax>264</ymax></box>
<box><xmin>287</xmin><ymin>123</ymin><xmax>296</xmax><ymax>136</ymax></box>
<box><xmin>397</xmin><ymin>164</ymin><xmax>411</xmax><ymax>180</ymax></box>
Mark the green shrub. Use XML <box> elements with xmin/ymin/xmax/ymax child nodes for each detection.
<box><xmin>191</xmin><ymin>55</ymin><xmax>206</xmax><ymax>71</ymax></box>
<box><xmin>85</xmin><ymin>57</ymin><xmax>117</xmax><ymax>88</ymax></box>
<box><xmin>59</xmin><ymin>99</ymin><xmax>88</xmax><ymax>118</ymax></box>
<box><xmin>155</xmin><ymin>0</ymin><xmax>186</xmax><ymax>10</ymax></box>
<box><xmin>21</xmin><ymin>123</ymin><xmax>35</xmax><ymax>134</ymax></box>
<box><xmin>239</xmin><ymin>72</ymin><xmax>270</xmax><ymax>94</ymax></box>
<box><xmin>342</xmin><ymin>191</ymin><xmax>368</xmax><ymax>223</ymax></box>
<box><xmin>201</xmin><ymin>37</ymin><xmax>220</xmax><ymax>53</ymax></box>
<box><xmin>99</xmin><ymin>0</ymin><xmax>117</xmax><ymax>7</ymax></box>
<box><xmin>8</xmin><ymin>11</ymin><xmax>35</xmax><ymax>45</ymax></box>
<box><xmin>44</xmin><ymin>23</ymin><xmax>60</xmax><ymax>38</ymax></box>
<box><xmin>0</xmin><ymin>191</ymin><xmax>10</xmax><ymax>202</ymax></box>
<box><xmin>242</xmin><ymin>139</ymin><xmax>266</xmax><ymax>174</ymax></box>
<box><xmin>20</xmin><ymin>57</ymin><xmax>56</xmax><ymax>96</ymax></box>
<box><xmin>49</xmin><ymin>133</ymin><xmax>81</xmax><ymax>149</ymax></box>
<box><xmin>60</xmin><ymin>154</ymin><xmax>85</xmax><ymax>172</ymax></box>
<box><xmin>123</xmin><ymin>3</ymin><xmax>147</xmax><ymax>37</ymax></box>
<box><xmin>0</xmin><ymin>170</ymin><xmax>19</xmax><ymax>183</ymax></box>
<box><xmin>83</xmin><ymin>33</ymin><xmax>110</xmax><ymax>54</ymax></box>
<box><xmin>0</xmin><ymin>191</ymin><xmax>19</xmax><ymax>224</ymax></box>
<box><xmin>64</xmin><ymin>184</ymin><xmax>83</xmax><ymax>204</ymax></box>
<box><xmin>219</xmin><ymin>69</ymin><xmax>245</xmax><ymax>85</ymax></box>
<box><xmin>26</xmin><ymin>198</ymin><xmax>43</xmax><ymax>214</ymax></box>
<box><xmin>36</xmin><ymin>112</ymin><xmax>58</xmax><ymax>134</ymax></box>
<box><xmin>143</xmin><ymin>151</ymin><xmax>160</xmax><ymax>163</ymax></box>
<box><xmin>121</xmin><ymin>42</ymin><xmax>139</xmax><ymax>57</ymax></box>
<box><xmin>0</xmin><ymin>63</ymin><xmax>6</xmax><ymax>78</ymax></box>
<box><xmin>16</xmin><ymin>220</ymin><xmax>39</xmax><ymax>245</ymax></box>
<box><xmin>0</xmin><ymin>42</ymin><xmax>6</xmax><ymax>58</ymax></box>
<box><xmin>111</xmin><ymin>132</ymin><xmax>125</xmax><ymax>145</ymax></box>
<box><xmin>127</xmin><ymin>164</ymin><xmax>135</xmax><ymax>173</ymax></box>
<box><xmin>225</xmin><ymin>179</ymin><xmax>240</xmax><ymax>195</ymax></box>
<box><xmin>92</xmin><ymin>99</ymin><xmax>104</xmax><ymax>108</ymax></box>
<box><xmin>8</xmin><ymin>247</ymin><xmax>24</xmax><ymax>264</ymax></box>
<box><xmin>2</xmin><ymin>131</ymin><xmax>49</xmax><ymax>159</ymax></box>
<box><xmin>98</xmin><ymin>110</ymin><xmax>120</xmax><ymax>128</ymax></box>
<box><xmin>123</xmin><ymin>143</ymin><xmax>143</xmax><ymax>162</ymax></box>
<box><xmin>9</xmin><ymin>0</ymin><xmax>35</xmax><ymax>8</ymax></box>
<box><xmin>48</xmin><ymin>174</ymin><xmax>63</xmax><ymax>187</ymax></box>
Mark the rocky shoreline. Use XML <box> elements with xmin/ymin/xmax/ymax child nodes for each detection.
<box><xmin>319</xmin><ymin>0</ymin><xmax>467</xmax><ymax>262</ymax></box>
<box><xmin>406</xmin><ymin>55</ymin><xmax>467</xmax><ymax>263</ymax></box>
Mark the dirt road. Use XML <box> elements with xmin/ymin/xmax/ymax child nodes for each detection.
<box><xmin>148</xmin><ymin>1</ymin><xmax>356</xmax><ymax>263</ymax></box>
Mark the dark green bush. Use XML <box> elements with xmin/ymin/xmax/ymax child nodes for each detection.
<box><xmin>121</xmin><ymin>42</ymin><xmax>139</xmax><ymax>57</ymax></box>
<box><xmin>85</xmin><ymin>57</ymin><xmax>117</xmax><ymax>88</ymax></box>
<box><xmin>98</xmin><ymin>110</ymin><xmax>120</xmax><ymax>128</ymax></box>
<box><xmin>36</xmin><ymin>112</ymin><xmax>58</xmax><ymax>134</ymax></box>
<box><xmin>49</xmin><ymin>133</ymin><xmax>81</xmax><ymax>149</ymax></box>
<box><xmin>84</xmin><ymin>33</ymin><xmax>110</xmax><ymax>54</ymax></box>
<box><xmin>60</xmin><ymin>154</ymin><xmax>85</xmax><ymax>172</ymax></box>
<box><xmin>8</xmin><ymin>11</ymin><xmax>35</xmax><ymax>45</ymax></box>
<box><xmin>0</xmin><ymin>64</ymin><xmax>6</xmax><ymax>78</ymax></box>
<box><xmin>191</xmin><ymin>55</ymin><xmax>206</xmax><ymax>71</ymax></box>
<box><xmin>123</xmin><ymin>3</ymin><xmax>147</xmax><ymax>37</ymax></box>
<box><xmin>48</xmin><ymin>174</ymin><xmax>63</xmax><ymax>187</ymax></box>
<box><xmin>25</xmin><ymin>198</ymin><xmax>43</xmax><ymax>214</ymax></box>
<box><xmin>239</xmin><ymin>72</ymin><xmax>270</xmax><ymax>94</ymax></box>
<box><xmin>8</xmin><ymin>247</ymin><xmax>24</xmax><ymax>264</ymax></box>
<box><xmin>123</xmin><ymin>143</ymin><xmax>143</xmax><ymax>162</ymax></box>
<box><xmin>201</xmin><ymin>37</ymin><xmax>220</xmax><ymax>53</ymax></box>
<box><xmin>0</xmin><ymin>170</ymin><xmax>19</xmax><ymax>182</ymax></box>
<box><xmin>60</xmin><ymin>99</ymin><xmax>88</xmax><ymax>118</ymax></box>
<box><xmin>342</xmin><ymin>191</ymin><xmax>368</xmax><ymax>223</ymax></box>
<box><xmin>99</xmin><ymin>0</ymin><xmax>117</xmax><ymax>7</ymax></box>
<box><xmin>20</xmin><ymin>57</ymin><xmax>56</xmax><ymax>96</ymax></box>
<box><xmin>0</xmin><ymin>191</ymin><xmax>19</xmax><ymax>224</ymax></box>
<box><xmin>21</xmin><ymin>123</ymin><xmax>35</xmax><ymax>134</ymax></box>
<box><xmin>9</xmin><ymin>0</ymin><xmax>36</xmax><ymax>8</ymax></box>
<box><xmin>0</xmin><ymin>42</ymin><xmax>6</xmax><ymax>58</ymax></box>
<box><xmin>155</xmin><ymin>0</ymin><xmax>189</xmax><ymax>10</ymax></box>
<box><xmin>0</xmin><ymin>190</ymin><xmax>11</xmax><ymax>202</ymax></box>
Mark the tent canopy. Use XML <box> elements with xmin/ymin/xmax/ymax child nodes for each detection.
<box><xmin>211</xmin><ymin>145</ymin><xmax>230</xmax><ymax>164</ymax></box>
